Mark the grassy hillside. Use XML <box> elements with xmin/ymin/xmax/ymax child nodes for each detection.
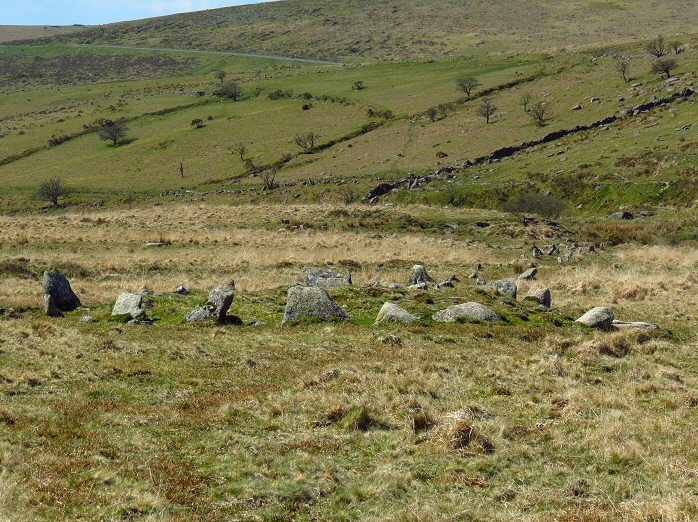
<box><xmin>1</xmin><ymin>204</ymin><xmax>698</xmax><ymax>520</ymax></box>
<box><xmin>2</xmin><ymin>4</ymin><xmax>698</xmax><ymax>520</ymax></box>
<box><xmin>16</xmin><ymin>0</ymin><xmax>698</xmax><ymax>62</ymax></box>
<box><xmin>1</xmin><ymin>36</ymin><xmax>697</xmax><ymax>214</ymax></box>
<box><xmin>0</xmin><ymin>25</ymin><xmax>87</xmax><ymax>43</ymax></box>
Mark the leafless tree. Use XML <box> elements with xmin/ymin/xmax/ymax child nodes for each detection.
<box><xmin>234</xmin><ymin>142</ymin><xmax>247</xmax><ymax>161</ymax></box>
<box><xmin>651</xmin><ymin>58</ymin><xmax>678</xmax><ymax>79</ymax></box>
<box><xmin>294</xmin><ymin>132</ymin><xmax>320</xmax><ymax>152</ymax></box>
<box><xmin>616</xmin><ymin>60</ymin><xmax>630</xmax><ymax>82</ymax></box>
<box><xmin>214</xmin><ymin>70</ymin><xmax>227</xmax><ymax>84</ymax></box>
<box><xmin>671</xmin><ymin>41</ymin><xmax>683</xmax><ymax>55</ymax></box>
<box><xmin>262</xmin><ymin>168</ymin><xmax>278</xmax><ymax>190</ymax></box>
<box><xmin>98</xmin><ymin>120</ymin><xmax>128</xmax><ymax>145</ymax></box>
<box><xmin>37</xmin><ymin>177</ymin><xmax>72</xmax><ymax>207</ymax></box>
<box><xmin>477</xmin><ymin>98</ymin><xmax>497</xmax><ymax>124</ymax></box>
<box><xmin>646</xmin><ymin>35</ymin><xmax>666</xmax><ymax>58</ymax></box>
<box><xmin>520</xmin><ymin>92</ymin><xmax>532</xmax><ymax>112</ymax></box>
<box><xmin>456</xmin><ymin>77</ymin><xmax>480</xmax><ymax>98</ymax></box>
<box><xmin>530</xmin><ymin>101</ymin><xmax>547</xmax><ymax>127</ymax></box>
<box><xmin>426</xmin><ymin>107</ymin><xmax>439</xmax><ymax>122</ymax></box>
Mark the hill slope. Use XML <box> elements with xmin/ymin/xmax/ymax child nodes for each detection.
<box><xmin>19</xmin><ymin>0</ymin><xmax>698</xmax><ymax>61</ymax></box>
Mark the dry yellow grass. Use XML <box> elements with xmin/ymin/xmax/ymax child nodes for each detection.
<box><xmin>2</xmin><ymin>204</ymin><xmax>697</xmax><ymax>332</ymax></box>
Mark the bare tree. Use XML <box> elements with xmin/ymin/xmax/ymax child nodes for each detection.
<box><xmin>262</xmin><ymin>168</ymin><xmax>278</xmax><ymax>190</ymax></box>
<box><xmin>426</xmin><ymin>107</ymin><xmax>439</xmax><ymax>122</ymax></box>
<box><xmin>214</xmin><ymin>70</ymin><xmax>227</xmax><ymax>84</ymax></box>
<box><xmin>646</xmin><ymin>35</ymin><xmax>666</xmax><ymax>58</ymax></box>
<box><xmin>520</xmin><ymin>92</ymin><xmax>532</xmax><ymax>112</ymax></box>
<box><xmin>98</xmin><ymin>120</ymin><xmax>128</xmax><ymax>145</ymax></box>
<box><xmin>530</xmin><ymin>101</ymin><xmax>547</xmax><ymax>127</ymax></box>
<box><xmin>456</xmin><ymin>77</ymin><xmax>480</xmax><ymax>98</ymax></box>
<box><xmin>671</xmin><ymin>41</ymin><xmax>683</xmax><ymax>55</ymax></box>
<box><xmin>651</xmin><ymin>58</ymin><xmax>678</xmax><ymax>79</ymax></box>
<box><xmin>37</xmin><ymin>177</ymin><xmax>72</xmax><ymax>207</ymax></box>
<box><xmin>616</xmin><ymin>60</ymin><xmax>630</xmax><ymax>82</ymax></box>
<box><xmin>234</xmin><ymin>142</ymin><xmax>247</xmax><ymax>161</ymax></box>
<box><xmin>294</xmin><ymin>132</ymin><xmax>320</xmax><ymax>152</ymax></box>
<box><xmin>217</xmin><ymin>81</ymin><xmax>243</xmax><ymax>101</ymax></box>
<box><xmin>477</xmin><ymin>98</ymin><xmax>497</xmax><ymax>124</ymax></box>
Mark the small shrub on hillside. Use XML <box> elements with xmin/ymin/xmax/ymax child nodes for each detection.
<box><xmin>502</xmin><ymin>193</ymin><xmax>567</xmax><ymax>218</ymax></box>
<box><xmin>268</xmin><ymin>89</ymin><xmax>293</xmax><ymax>100</ymax></box>
<box><xmin>216</xmin><ymin>81</ymin><xmax>243</xmax><ymax>100</ymax></box>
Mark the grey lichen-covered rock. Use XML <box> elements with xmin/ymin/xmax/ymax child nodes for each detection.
<box><xmin>80</xmin><ymin>315</ymin><xmax>98</xmax><ymax>323</ymax></box>
<box><xmin>283</xmin><ymin>286</ymin><xmax>348</xmax><ymax>324</ymax></box>
<box><xmin>175</xmin><ymin>285</ymin><xmax>190</xmax><ymax>295</ymax></box>
<box><xmin>488</xmin><ymin>280</ymin><xmax>518</xmax><ymax>299</ymax></box>
<box><xmin>43</xmin><ymin>270</ymin><xmax>81</xmax><ymax>317</ymax></box>
<box><xmin>409</xmin><ymin>265</ymin><xmax>436</xmax><ymax>286</ymax></box>
<box><xmin>186</xmin><ymin>281</ymin><xmax>235</xmax><ymax>323</ymax></box>
<box><xmin>433</xmin><ymin>302</ymin><xmax>502</xmax><ymax>323</ymax></box>
<box><xmin>524</xmin><ymin>286</ymin><xmax>552</xmax><ymax>308</ymax></box>
<box><xmin>612</xmin><ymin>320</ymin><xmax>659</xmax><ymax>330</ymax></box>
<box><xmin>517</xmin><ymin>267</ymin><xmax>538</xmax><ymax>281</ymax></box>
<box><xmin>576</xmin><ymin>307</ymin><xmax>614</xmax><ymax>330</ymax></box>
<box><xmin>609</xmin><ymin>211</ymin><xmax>634</xmax><ymax>220</ymax></box>
<box><xmin>303</xmin><ymin>266</ymin><xmax>352</xmax><ymax>288</ymax></box>
<box><xmin>374</xmin><ymin>302</ymin><xmax>419</xmax><ymax>326</ymax></box>
<box><xmin>112</xmin><ymin>293</ymin><xmax>147</xmax><ymax>320</ymax></box>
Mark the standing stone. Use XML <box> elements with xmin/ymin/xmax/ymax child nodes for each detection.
<box><xmin>283</xmin><ymin>286</ymin><xmax>348</xmax><ymax>324</ymax></box>
<box><xmin>576</xmin><ymin>307</ymin><xmax>614</xmax><ymax>331</ymax></box>
<box><xmin>43</xmin><ymin>270</ymin><xmax>81</xmax><ymax>317</ymax></box>
<box><xmin>374</xmin><ymin>302</ymin><xmax>419</xmax><ymax>326</ymax></box>
<box><xmin>112</xmin><ymin>293</ymin><xmax>147</xmax><ymax>320</ymax></box>
<box><xmin>433</xmin><ymin>302</ymin><xmax>502</xmax><ymax>323</ymax></box>
<box><xmin>186</xmin><ymin>281</ymin><xmax>235</xmax><ymax>323</ymax></box>
<box><xmin>488</xmin><ymin>280</ymin><xmax>518</xmax><ymax>299</ymax></box>
<box><xmin>303</xmin><ymin>266</ymin><xmax>352</xmax><ymax>288</ymax></box>
<box><xmin>524</xmin><ymin>286</ymin><xmax>552</xmax><ymax>308</ymax></box>
<box><xmin>409</xmin><ymin>265</ymin><xmax>436</xmax><ymax>287</ymax></box>
<box><xmin>517</xmin><ymin>267</ymin><xmax>538</xmax><ymax>281</ymax></box>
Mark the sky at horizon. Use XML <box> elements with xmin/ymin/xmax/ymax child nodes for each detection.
<box><xmin>0</xmin><ymin>0</ymin><xmax>269</xmax><ymax>26</ymax></box>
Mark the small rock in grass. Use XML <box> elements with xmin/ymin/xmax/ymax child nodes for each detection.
<box><xmin>303</xmin><ymin>266</ymin><xmax>352</xmax><ymax>288</ymax></box>
<box><xmin>576</xmin><ymin>307</ymin><xmax>614</xmax><ymax>331</ymax></box>
<box><xmin>283</xmin><ymin>286</ymin><xmax>348</xmax><ymax>324</ymax></box>
<box><xmin>517</xmin><ymin>267</ymin><xmax>538</xmax><ymax>281</ymax></box>
<box><xmin>433</xmin><ymin>302</ymin><xmax>502</xmax><ymax>323</ymax></box>
<box><xmin>524</xmin><ymin>286</ymin><xmax>552</xmax><ymax>308</ymax></box>
<box><xmin>112</xmin><ymin>293</ymin><xmax>148</xmax><ymax>321</ymax></box>
<box><xmin>374</xmin><ymin>302</ymin><xmax>419</xmax><ymax>326</ymax></box>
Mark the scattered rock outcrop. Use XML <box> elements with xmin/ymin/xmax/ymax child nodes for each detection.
<box><xmin>433</xmin><ymin>302</ymin><xmax>502</xmax><ymax>323</ymax></box>
<box><xmin>112</xmin><ymin>293</ymin><xmax>147</xmax><ymax>321</ymax></box>
<box><xmin>43</xmin><ymin>270</ymin><xmax>81</xmax><ymax>317</ymax></box>
<box><xmin>576</xmin><ymin>307</ymin><xmax>614</xmax><ymax>331</ymax></box>
<box><xmin>283</xmin><ymin>286</ymin><xmax>348</xmax><ymax>324</ymax></box>
<box><xmin>488</xmin><ymin>280</ymin><xmax>518</xmax><ymax>299</ymax></box>
<box><xmin>374</xmin><ymin>302</ymin><xmax>419</xmax><ymax>326</ymax></box>
<box><xmin>186</xmin><ymin>281</ymin><xmax>236</xmax><ymax>324</ymax></box>
<box><xmin>524</xmin><ymin>286</ymin><xmax>552</xmax><ymax>308</ymax></box>
<box><xmin>517</xmin><ymin>267</ymin><xmax>538</xmax><ymax>281</ymax></box>
<box><xmin>303</xmin><ymin>266</ymin><xmax>352</xmax><ymax>288</ymax></box>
